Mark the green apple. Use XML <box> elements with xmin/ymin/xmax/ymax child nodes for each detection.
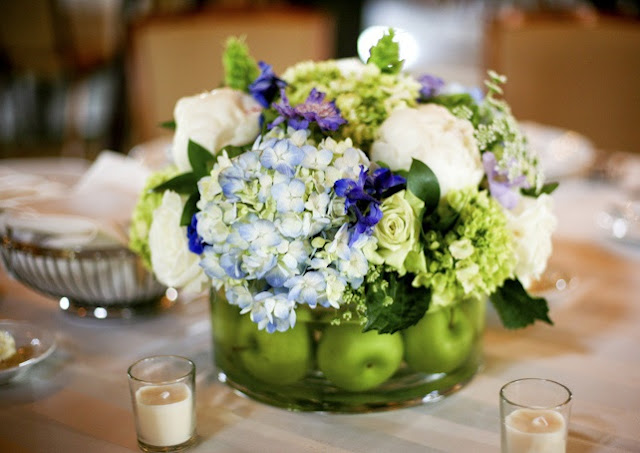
<box><xmin>210</xmin><ymin>296</ymin><xmax>242</xmax><ymax>371</ymax></box>
<box><xmin>236</xmin><ymin>315</ymin><xmax>311</xmax><ymax>385</ymax></box>
<box><xmin>403</xmin><ymin>305</ymin><xmax>474</xmax><ymax>374</ymax></box>
<box><xmin>461</xmin><ymin>297</ymin><xmax>486</xmax><ymax>339</ymax></box>
<box><xmin>317</xmin><ymin>324</ymin><xmax>404</xmax><ymax>392</ymax></box>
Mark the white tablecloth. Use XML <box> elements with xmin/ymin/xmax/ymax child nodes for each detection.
<box><xmin>1</xmin><ymin>159</ymin><xmax>639</xmax><ymax>453</ymax></box>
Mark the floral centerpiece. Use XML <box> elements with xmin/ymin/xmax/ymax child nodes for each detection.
<box><xmin>130</xmin><ymin>31</ymin><xmax>557</xmax><ymax>412</ymax></box>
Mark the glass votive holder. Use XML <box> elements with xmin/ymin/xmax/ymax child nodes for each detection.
<box><xmin>127</xmin><ymin>355</ymin><xmax>197</xmax><ymax>452</ymax></box>
<box><xmin>500</xmin><ymin>378</ymin><xmax>572</xmax><ymax>453</ymax></box>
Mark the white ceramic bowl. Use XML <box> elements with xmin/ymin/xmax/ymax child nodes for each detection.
<box><xmin>0</xmin><ymin>320</ymin><xmax>56</xmax><ymax>384</ymax></box>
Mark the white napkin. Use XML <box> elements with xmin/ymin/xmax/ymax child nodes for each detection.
<box><xmin>2</xmin><ymin>151</ymin><xmax>151</xmax><ymax>248</ymax></box>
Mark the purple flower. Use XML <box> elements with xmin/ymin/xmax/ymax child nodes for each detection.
<box><xmin>271</xmin><ymin>88</ymin><xmax>346</xmax><ymax>132</ymax></box>
<box><xmin>334</xmin><ymin>167</ymin><xmax>377</xmax><ymax>209</ymax></box>
<box><xmin>350</xmin><ymin>203</ymin><xmax>383</xmax><ymax>246</ymax></box>
<box><xmin>334</xmin><ymin>165</ymin><xmax>404</xmax><ymax>245</ymax></box>
<box><xmin>249</xmin><ymin>61</ymin><xmax>286</xmax><ymax>108</ymax></box>
<box><xmin>418</xmin><ymin>74</ymin><xmax>445</xmax><ymax>100</ymax></box>
<box><xmin>468</xmin><ymin>86</ymin><xmax>484</xmax><ymax>104</ymax></box>
<box><xmin>368</xmin><ymin>167</ymin><xmax>406</xmax><ymax>197</ymax></box>
<box><xmin>187</xmin><ymin>214</ymin><xmax>205</xmax><ymax>255</ymax></box>
<box><xmin>271</xmin><ymin>89</ymin><xmax>307</xmax><ymax>130</ymax></box>
<box><xmin>295</xmin><ymin>88</ymin><xmax>347</xmax><ymax>131</ymax></box>
<box><xmin>483</xmin><ymin>152</ymin><xmax>529</xmax><ymax>209</ymax></box>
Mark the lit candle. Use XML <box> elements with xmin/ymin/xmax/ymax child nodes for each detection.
<box><xmin>504</xmin><ymin>408</ymin><xmax>567</xmax><ymax>453</ymax></box>
<box><xmin>135</xmin><ymin>382</ymin><xmax>194</xmax><ymax>447</ymax></box>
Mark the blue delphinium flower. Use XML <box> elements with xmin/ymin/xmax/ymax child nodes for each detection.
<box><xmin>334</xmin><ymin>165</ymin><xmax>405</xmax><ymax>245</ymax></box>
<box><xmin>351</xmin><ymin>203</ymin><xmax>382</xmax><ymax>246</ymax></box>
<box><xmin>483</xmin><ymin>151</ymin><xmax>529</xmax><ymax>209</ymax></box>
<box><xmin>187</xmin><ymin>214</ymin><xmax>205</xmax><ymax>254</ymax></box>
<box><xmin>249</xmin><ymin>61</ymin><xmax>286</xmax><ymax>107</ymax></box>
<box><xmin>418</xmin><ymin>73</ymin><xmax>445</xmax><ymax>100</ymax></box>
<box><xmin>334</xmin><ymin>166</ymin><xmax>377</xmax><ymax>209</ymax></box>
<box><xmin>271</xmin><ymin>88</ymin><xmax>347</xmax><ymax>132</ymax></box>
<box><xmin>369</xmin><ymin>167</ymin><xmax>406</xmax><ymax>197</ymax></box>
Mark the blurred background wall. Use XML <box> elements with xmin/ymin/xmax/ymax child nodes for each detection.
<box><xmin>0</xmin><ymin>0</ymin><xmax>638</xmax><ymax>160</ymax></box>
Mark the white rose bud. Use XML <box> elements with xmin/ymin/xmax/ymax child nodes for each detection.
<box><xmin>371</xmin><ymin>104</ymin><xmax>483</xmax><ymax>197</ymax></box>
<box><xmin>507</xmin><ymin>194</ymin><xmax>557</xmax><ymax>288</ymax></box>
<box><xmin>149</xmin><ymin>191</ymin><xmax>209</xmax><ymax>294</ymax></box>
<box><xmin>171</xmin><ymin>88</ymin><xmax>261</xmax><ymax>171</ymax></box>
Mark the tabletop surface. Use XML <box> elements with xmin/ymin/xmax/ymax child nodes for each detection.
<box><xmin>1</xmin><ymin>163</ymin><xmax>639</xmax><ymax>453</ymax></box>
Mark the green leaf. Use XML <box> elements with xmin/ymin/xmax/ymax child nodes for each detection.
<box><xmin>180</xmin><ymin>193</ymin><xmax>200</xmax><ymax>227</ymax></box>
<box><xmin>152</xmin><ymin>172</ymin><xmax>199</xmax><ymax>195</ymax></box>
<box><xmin>188</xmin><ymin>140</ymin><xmax>214</xmax><ymax>178</ymax></box>
<box><xmin>489</xmin><ymin>279</ymin><xmax>553</xmax><ymax>329</ymax></box>
<box><xmin>522</xmin><ymin>182</ymin><xmax>559</xmax><ymax>197</ymax></box>
<box><xmin>363</xmin><ymin>273</ymin><xmax>431</xmax><ymax>334</ymax></box>
<box><xmin>223</xmin><ymin>36</ymin><xmax>260</xmax><ymax>92</ymax></box>
<box><xmin>159</xmin><ymin>120</ymin><xmax>176</xmax><ymax>130</ymax></box>
<box><xmin>407</xmin><ymin>158</ymin><xmax>440</xmax><ymax>215</ymax></box>
<box><xmin>367</xmin><ymin>28</ymin><xmax>403</xmax><ymax>74</ymax></box>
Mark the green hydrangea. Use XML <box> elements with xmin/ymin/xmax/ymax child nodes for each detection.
<box><xmin>129</xmin><ymin>166</ymin><xmax>179</xmax><ymax>269</ymax></box>
<box><xmin>281</xmin><ymin>60</ymin><xmax>421</xmax><ymax>152</ymax></box>
<box><xmin>413</xmin><ymin>188</ymin><xmax>515</xmax><ymax>309</ymax></box>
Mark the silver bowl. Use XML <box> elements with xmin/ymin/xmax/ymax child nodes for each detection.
<box><xmin>0</xmin><ymin>227</ymin><xmax>171</xmax><ymax>319</ymax></box>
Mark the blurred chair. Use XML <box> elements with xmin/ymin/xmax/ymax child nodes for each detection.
<box><xmin>0</xmin><ymin>0</ymin><xmax>125</xmax><ymax>159</ymax></box>
<box><xmin>127</xmin><ymin>7</ymin><xmax>335</xmax><ymax>143</ymax></box>
<box><xmin>485</xmin><ymin>9</ymin><xmax>640</xmax><ymax>153</ymax></box>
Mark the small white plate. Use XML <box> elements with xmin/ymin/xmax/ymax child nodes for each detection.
<box><xmin>0</xmin><ymin>320</ymin><xmax>56</xmax><ymax>384</ymax></box>
<box><xmin>520</xmin><ymin>121</ymin><xmax>596</xmax><ymax>180</ymax></box>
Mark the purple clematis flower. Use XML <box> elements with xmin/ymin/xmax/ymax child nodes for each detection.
<box><xmin>270</xmin><ymin>88</ymin><xmax>346</xmax><ymax>132</ymax></box>
<box><xmin>418</xmin><ymin>74</ymin><xmax>445</xmax><ymax>100</ymax></box>
<box><xmin>187</xmin><ymin>214</ymin><xmax>205</xmax><ymax>255</ymax></box>
<box><xmin>249</xmin><ymin>61</ymin><xmax>287</xmax><ymax>108</ymax></box>
<box><xmin>483</xmin><ymin>152</ymin><xmax>529</xmax><ymax>209</ymax></box>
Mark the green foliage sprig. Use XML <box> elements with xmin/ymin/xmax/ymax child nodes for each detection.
<box><xmin>367</xmin><ymin>28</ymin><xmax>403</xmax><ymax>74</ymax></box>
<box><xmin>223</xmin><ymin>36</ymin><xmax>260</xmax><ymax>92</ymax></box>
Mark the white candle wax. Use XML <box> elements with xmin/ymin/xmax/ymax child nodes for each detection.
<box><xmin>504</xmin><ymin>408</ymin><xmax>567</xmax><ymax>453</ymax></box>
<box><xmin>135</xmin><ymin>382</ymin><xmax>193</xmax><ymax>447</ymax></box>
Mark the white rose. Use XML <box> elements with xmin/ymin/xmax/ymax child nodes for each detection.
<box><xmin>371</xmin><ymin>104</ymin><xmax>483</xmax><ymax>197</ymax></box>
<box><xmin>171</xmin><ymin>88</ymin><xmax>261</xmax><ymax>171</ymax></box>
<box><xmin>149</xmin><ymin>191</ymin><xmax>209</xmax><ymax>293</ymax></box>
<box><xmin>506</xmin><ymin>194</ymin><xmax>557</xmax><ymax>288</ymax></box>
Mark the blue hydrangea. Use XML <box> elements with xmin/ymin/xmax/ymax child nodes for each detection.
<box><xmin>194</xmin><ymin>126</ymin><xmax>379</xmax><ymax>332</ymax></box>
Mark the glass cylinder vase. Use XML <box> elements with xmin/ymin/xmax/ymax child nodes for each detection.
<box><xmin>209</xmin><ymin>289</ymin><xmax>485</xmax><ymax>413</ymax></box>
